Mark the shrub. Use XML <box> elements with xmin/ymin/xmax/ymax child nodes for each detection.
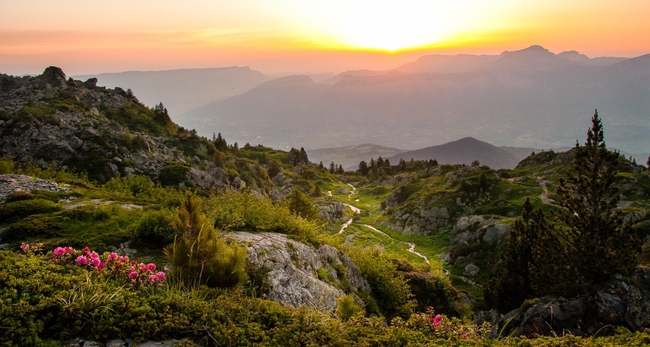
<box><xmin>165</xmin><ymin>195</ymin><xmax>247</xmax><ymax>288</ymax></box>
<box><xmin>104</xmin><ymin>175</ymin><xmax>155</xmax><ymax>198</ymax></box>
<box><xmin>0</xmin><ymin>198</ymin><xmax>61</xmax><ymax>223</ymax></box>
<box><xmin>336</xmin><ymin>295</ymin><xmax>365</xmax><ymax>322</ymax></box>
<box><xmin>5</xmin><ymin>190</ymin><xmax>33</xmax><ymax>202</ymax></box>
<box><xmin>350</xmin><ymin>246</ymin><xmax>417</xmax><ymax>319</ymax></box>
<box><xmin>131</xmin><ymin>209</ymin><xmax>176</xmax><ymax>248</ymax></box>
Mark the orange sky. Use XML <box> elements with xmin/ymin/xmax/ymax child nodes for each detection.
<box><xmin>2</xmin><ymin>0</ymin><xmax>650</xmax><ymax>75</ymax></box>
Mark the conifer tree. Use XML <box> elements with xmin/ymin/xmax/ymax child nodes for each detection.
<box><xmin>557</xmin><ymin>110</ymin><xmax>639</xmax><ymax>284</ymax></box>
<box><xmin>485</xmin><ymin>199</ymin><xmax>537</xmax><ymax>311</ymax></box>
<box><xmin>165</xmin><ymin>195</ymin><xmax>247</xmax><ymax>288</ymax></box>
<box><xmin>358</xmin><ymin>160</ymin><xmax>369</xmax><ymax>176</ymax></box>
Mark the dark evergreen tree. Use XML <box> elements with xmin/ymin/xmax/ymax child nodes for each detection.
<box><xmin>647</xmin><ymin>156</ymin><xmax>650</xmax><ymax>170</ymax></box>
<box><xmin>329</xmin><ymin>161</ymin><xmax>336</xmax><ymax>174</ymax></box>
<box><xmin>318</xmin><ymin>161</ymin><xmax>325</xmax><ymax>170</ymax></box>
<box><xmin>336</xmin><ymin>165</ymin><xmax>345</xmax><ymax>174</ymax></box>
<box><xmin>213</xmin><ymin>132</ymin><xmax>228</xmax><ymax>151</ymax></box>
<box><xmin>556</xmin><ymin>110</ymin><xmax>639</xmax><ymax>284</ymax></box>
<box><xmin>358</xmin><ymin>160</ymin><xmax>369</xmax><ymax>176</ymax></box>
<box><xmin>485</xmin><ymin>199</ymin><xmax>537</xmax><ymax>311</ymax></box>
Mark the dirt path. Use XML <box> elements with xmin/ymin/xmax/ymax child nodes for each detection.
<box><xmin>537</xmin><ymin>176</ymin><xmax>559</xmax><ymax>206</ymax></box>
<box><xmin>332</xmin><ymin>183</ymin><xmax>430</xmax><ymax>264</ymax></box>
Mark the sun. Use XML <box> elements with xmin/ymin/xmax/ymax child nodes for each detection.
<box><xmin>296</xmin><ymin>1</ymin><xmax>491</xmax><ymax>51</ymax></box>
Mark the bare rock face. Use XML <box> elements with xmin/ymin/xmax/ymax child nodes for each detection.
<box><xmin>227</xmin><ymin>232</ymin><xmax>370</xmax><ymax>312</ymax></box>
<box><xmin>0</xmin><ymin>174</ymin><xmax>68</xmax><ymax>203</ymax></box>
<box><xmin>318</xmin><ymin>202</ymin><xmax>345</xmax><ymax>223</ymax></box>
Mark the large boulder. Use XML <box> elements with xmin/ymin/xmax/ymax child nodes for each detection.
<box><xmin>227</xmin><ymin>232</ymin><xmax>370</xmax><ymax>312</ymax></box>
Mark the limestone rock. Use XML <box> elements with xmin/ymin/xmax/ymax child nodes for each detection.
<box><xmin>227</xmin><ymin>232</ymin><xmax>370</xmax><ymax>312</ymax></box>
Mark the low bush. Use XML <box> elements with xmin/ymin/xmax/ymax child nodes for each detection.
<box><xmin>0</xmin><ymin>199</ymin><xmax>61</xmax><ymax>223</ymax></box>
<box><xmin>131</xmin><ymin>208</ymin><xmax>176</xmax><ymax>248</ymax></box>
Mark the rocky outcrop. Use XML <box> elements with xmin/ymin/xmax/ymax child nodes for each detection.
<box><xmin>0</xmin><ymin>68</ymin><xmax>231</xmax><ymax>188</ymax></box>
<box><xmin>475</xmin><ymin>267</ymin><xmax>650</xmax><ymax>337</ymax></box>
<box><xmin>447</xmin><ymin>215</ymin><xmax>512</xmax><ymax>273</ymax></box>
<box><xmin>227</xmin><ymin>232</ymin><xmax>370</xmax><ymax>312</ymax></box>
<box><xmin>0</xmin><ymin>174</ymin><xmax>68</xmax><ymax>203</ymax></box>
<box><xmin>317</xmin><ymin>202</ymin><xmax>345</xmax><ymax>223</ymax></box>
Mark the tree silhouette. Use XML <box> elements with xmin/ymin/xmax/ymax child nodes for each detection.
<box><xmin>557</xmin><ymin>110</ymin><xmax>639</xmax><ymax>284</ymax></box>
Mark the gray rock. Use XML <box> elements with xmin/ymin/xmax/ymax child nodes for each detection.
<box><xmin>482</xmin><ymin>224</ymin><xmax>512</xmax><ymax>244</ymax></box>
<box><xmin>596</xmin><ymin>291</ymin><xmax>626</xmax><ymax>324</ymax></box>
<box><xmin>231</xmin><ymin>176</ymin><xmax>246</xmax><ymax>190</ymax></box>
<box><xmin>227</xmin><ymin>232</ymin><xmax>370</xmax><ymax>312</ymax></box>
<box><xmin>465</xmin><ymin>263</ymin><xmax>479</xmax><ymax>276</ymax></box>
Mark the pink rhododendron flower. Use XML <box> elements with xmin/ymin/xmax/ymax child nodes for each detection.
<box><xmin>89</xmin><ymin>251</ymin><xmax>99</xmax><ymax>260</ymax></box>
<box><xmin>139</xmin><ymin>263</ymin><xmax>148</xmax><ymax>272</ymax></box>
<box><xmin>20</xmin><ymin>243</ymin><xmax>29</xmax><ymax>252</ymax></box>
<box><xmin>433</xmin><ymin>314</ymin><xmax>442</xmax><ymax>329</ymax></box>
<box><xmin>82</xmin><ymin>247</ymin><xmax>91</xmax><ymax>256</ymax></box>
<box><xmin>155</xmin><ymin>272</ymin><xmax>166</xmax><ymax>281</ymax></box>
<box><xmin>129</xmin><ymin>271</ymin><xmax>138</xmax><ymax>280</ymax></box>
<box><xmin>107</xmin><ymin>252</ymin><xmax>118</xmax><ymax>262</ymax></box>
<box><xmin>461</xmin><ymin>333</ymin><xmax>468</xmax><ymax>340</ymax></box>
<box><xmin>147</xmin><ymin>263</ymin><xmax>156</xmax><ymax>271</ymax></box>
<box><xmin>76</xmin><ymin>255</ymin><xmax>88</xmax><ymax>265</ymax></box>
<box><xmin>119</xmin><ymin>255</ymin><xmax>129</xmax><ymax>263</ymax></box>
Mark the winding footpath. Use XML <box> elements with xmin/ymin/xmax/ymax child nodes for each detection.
<box><xmin>333</xmin><ymin>184</ymin><xmax>429</xmax><ymax>264</ymax></box>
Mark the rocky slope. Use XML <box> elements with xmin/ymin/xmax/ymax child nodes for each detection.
<box><xmin>0</xmin><ymin>67</ymin><xmax>238</xmax><ymax>189</ymax></box>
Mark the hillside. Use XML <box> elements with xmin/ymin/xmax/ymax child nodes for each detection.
<box><xmin>387</xmin><ymin>137</ymin><xmax>522</xmax><ymax>169</ymax></box>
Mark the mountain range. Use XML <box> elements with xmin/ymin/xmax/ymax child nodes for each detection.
<box><xmin>174</xmin><ymin>45</ymin><xmax>649</xmax><ymax>154</ymax></box>
<box><xmin>74</xmin><ymin>67</ymin><xmax>270</xmax><ymax>115</ymax></box>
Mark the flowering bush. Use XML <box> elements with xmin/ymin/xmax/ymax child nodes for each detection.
<box><xmin>397</xmin><ymin>306</ymin><xmax>484</xmax><ymax>342</ymax></box>
<box><xmin>20</xmin><ymin>242</ymin><xmax>44</xmax><ymax>255</ymax></box>
<box><xmin>23</xmin><ymin>243</ymin><xmax>166</xmax><ymax>289</ymax></box>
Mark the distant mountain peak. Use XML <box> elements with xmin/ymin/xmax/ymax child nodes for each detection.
<box><xmin>501</xmin><ymin>45</ymin><xmax>553</xmax><ymax>57</ymax></box>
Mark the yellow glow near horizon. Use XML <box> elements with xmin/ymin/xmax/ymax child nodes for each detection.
<box><xmin>280</xmin><ymin>1</ymin><xmax>505</xmax><ymax>52</ymax></box>
<box><xmin>2</xmin><ymin>0</ymin><xmax>650</xmax><ymax>75</ymax></box>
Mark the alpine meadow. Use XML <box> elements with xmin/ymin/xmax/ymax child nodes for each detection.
<box><xmin>1</xmin><ymin>1</ymin><xmax>650</xmax><ymax>346</ymax></box>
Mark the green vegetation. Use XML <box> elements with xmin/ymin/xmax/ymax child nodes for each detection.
<box><xmin>487</xmin><ymin>112</ymin><xmax>642</xmax><ymax>309</ymax></box>
<box><xmin>165</xmin><ymin>195</ymin><xmax>247</xmax><ymax>288</ymax></box>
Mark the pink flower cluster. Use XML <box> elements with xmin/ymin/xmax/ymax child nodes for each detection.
<box><xmin>126</xmin><ymin>261</ymin><xmax>166</xmax><ymax>286</ymax></box>
<box><xmin>429</xmin><ymin>314</ymin><xmax>443</xmax><ymax>329</ymax></box>
<box><xmin>52</xmin><ymin>246</ymin><xmax>76</xmax><ymax>261</ymax></box>
<box><xmin>47</xmin><ymin>245</ymin><xmax>166</xmax><ymax>289</ymax></box>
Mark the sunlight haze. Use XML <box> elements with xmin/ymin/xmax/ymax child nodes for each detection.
<box><xmin>1</xmin><ymin>0</ymin><xmax>649</xmax><ymax>75</ymax></box>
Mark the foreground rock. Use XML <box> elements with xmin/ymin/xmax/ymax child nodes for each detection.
<box><xmin>227</xmin><ymin>232</ymin><xmax>370</xmax><ymax>312</ymax></box>
<box><xmin>475</xmin><ymin>267</ymin><xmax>650</xmax><ymax>337</ymax></box>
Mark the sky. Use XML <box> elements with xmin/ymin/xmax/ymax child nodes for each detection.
<box><xmin>2</xmin><ymin>0</ymin><xmax>650</xmax><ymax>75</ymax></box>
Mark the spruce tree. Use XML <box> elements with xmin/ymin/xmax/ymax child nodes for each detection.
<box><xmin>358</xmin><ymin>160</ymin><xmax>369</xmax><ymax>176</ymax></box>
<box><xmin>485</xmin><ymin>199</ymin><xmax>537</xmax><ymax>311</ymax></box>
<box><xmin>557</xmin><ymin>110</ymin><xmax>639</xmax><ymax>284</ymax></box>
